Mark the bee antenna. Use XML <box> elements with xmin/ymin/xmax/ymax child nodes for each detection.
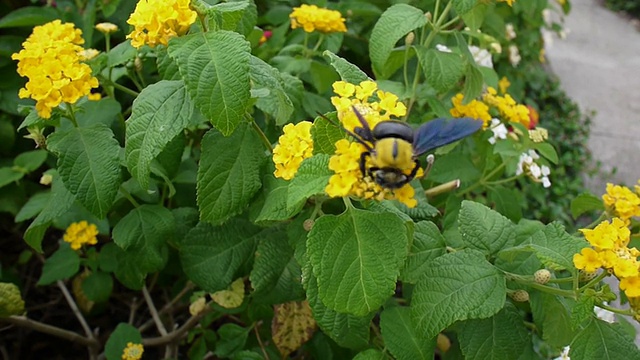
<box><xmin>315</xmin><ymin>111</ymin><xmax>374</xmax><ymax>152</ymax></box>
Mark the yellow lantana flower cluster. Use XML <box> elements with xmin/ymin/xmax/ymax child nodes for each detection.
<box><xmin>290</xmin><ymin>4</ymin><xmax>347</xmax><ymax>34</ymax></box>
<box><xmin>450</xmin><ymin>94</ymin><xmax>492</xmax><ymax>127</ymax></box>
<box><xmin>602</xmin><ymin>183</ymin><xmax>640</xmax><ymax>222</ymax></box>
<box><xmin>122</xmin><ymin>342</ymin><xmax>144</xmax><ymax>360</ymax></box>
<box><xmin>63</xmin><ymin>221</ymin><xmax>99</xmax><ymax>250</ymax></box>
<box><xmin>11</xmin><ymin>20</ymin><xmax>99</xmax><ymax>119</ymax></box>
<box><xmin>126</xmin><ymin>0</ymin><xmax>197</xmax><ymax>48</ymax></box>
<box><xmin>325</xmin><ymin>80</ymin><xmax>419</xmax><ymax>208</ymax></box>
<box><xmin>273</xmin><ymin>121</ymin><xmax>314</xmax><ymax>180</ymax></box>
<box><xmin>573</xmin><ymin>218</ymin><xmax>640</xmax><ymax>299</ymax></box>
<box><xmin>450</xmin><ymin>87</ymin><xmax>530</xmax><ymax>129</ymax></box>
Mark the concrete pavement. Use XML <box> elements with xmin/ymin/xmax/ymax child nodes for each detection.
<box><xmin>545</xmin><ymin>0</ymin><xmax>640</xmax><ymax>194</ymax></box>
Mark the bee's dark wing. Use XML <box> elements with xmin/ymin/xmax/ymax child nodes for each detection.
<box><xmin>413</xmin><ymin>117</ymin><xmax>483</xmax><ymax>156</ymax></box>
<box><xmin>352</xmin><ymin>106</ymin><xmax>375</xmax><ymax>142</ymax></box>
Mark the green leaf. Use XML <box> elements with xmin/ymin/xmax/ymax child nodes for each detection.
<box><xmin>369</xmin><ymin>4</ymin><xmax>427</xmax><ymax>79</ymax></box>
<box><xmin>497</xmin><ymin>222</ymin><xmax>586</xmax><ymax>273</ymax></box>
<box><xmin>323</xmin><ymin>51</ymin><xmax>369</xmax><ymax>84</ymax></box>
<box><xmin>0</xmin><ymin>6</ymin><xmax>59</xmax><ymax>28</ymax></box>
<box><xmin>98</xmin><ymin>243</ymin><xmax>119</xmax><ymax>273</ymax></box>
<box><xmin>157</xmin><ymin>48</ymin><xmax>181</xmax><ymax>80</ymax></box>
<box><xmin>197</xmin><ymin>124</ymin><xmax>263</xmax><ymax>224</ymax></box>
<box><xmin>250</xmin><ymin>234</ymin><xmax>304</xmax><ymax>304</ymax></box>
<box><xmin>416</xmin><ymin>48</ymin><xmax>464</xmax><ymax>93</ymax></box>
<box><xmin>458</xmin><ymin>304</ymin><xmax>530</xmax><ymax>360</ymax></box>
<box><xmin>47</xmin><ymin>124</ymin><xmax>121</xmax><ymax>218</ymax></box>
<box><xmin>215</xmin><ymin>323</ymin><xmax>250</xmax><ymax>358</ymax></box>
<box><xmin>14</xmin><ymin>150</ymin><xmax>47</xmax><ymax>172</ymax></box>
<box><xmin>104</xmin><ymin>323</ymin><xmax>142</xmax><ymax>360</ymax></box>
<box><xmin>82</xmin><ymin>271</ymin><xmax>113</xmax><ymax>302</ymax></box>
<box><xmin>458</xmin><ymin>200</ymin><xmax>516</xmax><ymax>256</ymax></box>
<box><xmin>249</xmin><ymin>56</ymin><xmax>294</xmax><ymax>124</ymax></box>
<box><xmin>380</xmin><ymin>306</ymin><xmax>435</xmax><ymax>360</ymax></box>
<box><xmin>126</xmin><ymin>80</ymin><xmax>194</xmax><ymax>190</ymax></box>
<box><xmin>207</xmin><ymin>0</ymin><xmax>257</xmax><ymax>36</ymax></box>
<box><xmin>311</xmin><ymin>113</ymin><xmax>344</xmax><ymax>155</ymax></box>
<box><xmin>287</xmin><ymin>154</ymin><xmax>332</xmax><ymax>212</ymax></box>
<box><xmin>72</xmin><ymin>98</ymin><xmax>121</xmax><ymax>129</ymax></box>
<box><xmin>427</xmin><ymin>152</ymin><xmax>482</xmax><ymax>183</ymax></box>
<box><xmin>168</xmin><ymin>31</ymin><xmax>251</xmax><ymax>135</ymax></box>
<box><xmin>571</xmin><ymin>193</ymin><xmax>604</xmax><ymax>219</ymax></box>
<box><xmin>112</xmin><ymin>205</ymin><xmax>173</xmax><ymax>289</ymax></box>
<box><xmin>571</xmin><ymin>319</ymin><xmax>640</xmax><ymax>360</ymax></box>
<box><xmin>534</xmin><ymin>142</ymin><xmax>559</xmax><ymax>164</ymax></box>
<box><xmin>353</xmin><ymin>349</ymin><xmax>385</xmax><ymax>360</ymax></box>
<box><xmin>571</xmin><ymin>294</ymin><xmax>595</xmax><ymax>330</ymax></box>
<box><xmin>306</xmin><ymin>272</ymin><xmax>372</xmax><ymax>349</ymax></box>
<box><xmin>488</xmin><ymin>186</ymin><xmax>523</xmax><ymax>222</ymax></box>
<box><xmin>25</xmin><ymin>174</ymin><xmax>75</xmax><ymax>252</ymax></box>
<box><xmin>462</xmin><ymin>65</ymin><xmax>484</xmax><ymax>103</ymax></box>
<box><xmin>15</xmin><ymin>192</ymin><xmax>50</xmax><ymax>222</ymax></box>
<box><xmin>254</xmin><ymin>174</ymin><xmax>304</xmax><ymax>223</ymax></box>
<box><xmin>38</xmin><ymin>243</ymin><xmax>80</xmax><ymax>285</ymax></box>
<box><xmin>0</xmin><ymin>167</ymin><xmax>23</xmax><ymax>189</ymax></box>
<box><xmin>530</xmin><ymin>292</ymin><xmax>574</xmax><ymax>348</ymax></box>
<box><xmin>453</xmin><ymin>0</ymin><xmax>477</xmax><ymax>16</ymax></box>
<box><xmin>461</xmin><ymin>3</ymin><xmax>489</xmax><ymax>31</ymax></box>
<box><xmin>411</xmin><ymin>250</ymin><xmax>506</xmax><ymax>338</ymax></box>
<box><xmin>401</xmin><ymin>221</ymin><xmax>446</xmax><ymax>283</ymax></box>
<box><xmin>180</xmin><ymin>220</ymin><xmax>262</xmax><ymax>292</ymax></box>
<box><xmin>307</xmin><ymin>208</ymin><xmax>408</xmax><ymax>316</ymax></box>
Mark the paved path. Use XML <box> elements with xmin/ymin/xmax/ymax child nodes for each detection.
<box><xmin>545</xmin><ymin>0</ymin><xmax>640</xmax><ymax>194</ymax></box>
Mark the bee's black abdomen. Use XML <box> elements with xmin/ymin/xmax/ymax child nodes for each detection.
<box><xmin>372</xmin><ymin>121</ymin><xmax>414</xmax><ymax>142</ymax></box>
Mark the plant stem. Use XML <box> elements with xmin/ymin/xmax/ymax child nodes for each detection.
<box><xmin>250</xmin><ymin>117</ymin><xmax>273</xmax><ymax>153</ymax></box>
<box><xmin>111</xmin><ymin>81</ymin><xmax>140</xmax><ymax>97</ymax></box>
<box><xmin>254</xmin><ymin>322</ymin><xmax>270</xmax><ymax>360</ymax></box>
<box><xmin>574</xmin><ymin>212</ymin><xmax>608</xmax><ymax>235</ymax></box>
<box><xmin>526</xmin><ymin>282</ymin><xmax>576</xmax><ymax>298</ymax></box>
<box><xmin>311</xmin><ymin>34</ymin><xmax>325</xmax><ymax>53</ymax></box>
<box><xmin>596</xmin><ymin>302</ymin><xmax>634</xmax><ymax>316</ymax></box>
<box><xmin>484</xmin><ymin>175</ymin><xmax>522</xmax><ymax>186</ymax></box>
<box><xmin>343</xmin><ymin>196</ymin><xmax>355</xmax><ymax>209</ymax></box>
<box><xmin>57</xmin><ymin>280</ymin><xmax>98</xmax><ymax>359</ymax></box>
<box><xmin>138</xmin><ymin>282</ymin><xmax>195</xmax><ymax>332</ymax></box>
<box><xmin>120</xmin><ymin>185</ymin><xmax>141</xmax><ymax>207</ymax></box>
<box><xmin>66</xmin><ymin>103</ymin><xmax>79</xmax><ymax>127</ymax></box>
<box><xmin>1</xmin><ymin>316</ymin><xmax>98</xmax><ymax>348</ymax></box>
<box><xmin>142</xmin><ymin>304</ymin><xmax>213</xmax><ymax>347</ymax></box>
<box><xmin>143</xmin><ymin>285</ymin><xmax>168</xmax><ymax>336</ymax></box>
<box><xmin>578</xmin><ymin>271</ymin><xmax>609</xmax><ymax>291</ymax></box>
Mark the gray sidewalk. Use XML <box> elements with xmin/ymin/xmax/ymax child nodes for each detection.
<box><xmin>545</xmin><ymin>0</ymin><xmax>640</xmax><ymax>194</ymax></box>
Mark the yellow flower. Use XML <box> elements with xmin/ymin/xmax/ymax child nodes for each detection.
<box><xmin>122</xmin><ymin>342</ymin><xmax>144</xmax><ymax>360</ymax></box>
<box><xmin>63</xmin><ymin>221</ymin><xmax>99</xmax><ymax>250</ymax></box>
<box><xmin>603</xmin><ymin>183</ymin><xmax>640</xmax><ymax>221</ymax></box>
<box><xmin>126</xmin><ymin>0</ymin><xmax>197</xmax><ymax>48</ymax></box>
<box><xmin>88</xmin><ymin>93</ymin><xmax>102</xmax><ymax>101</ymax></box>
<box><xmin>498</xmin><ymin>77</ymin><xmax>510</xmax><ymax>94</ymax></box>
<box><xmin>95</xmin><ymin>22</ymin><xmax>118</xmax><ymax>34</ymax></box>
<box><xmin>290</xmin><ymin>4</ymin><xmax>347</xmax><ymax>34</ymax></box>
<box><xmin>573</xmin><ymin>247</ymin><xmax>601</xmax><ymax>273</ymax></box>
<box><xmin>613</xmin><ymin>257</ymin><xmax>639</xmax><ymax>278</ymax></box>
<box><xmin>273</xmin><ymin>121</ymin><xmax>314</xmax><ymax>180</ymax></box>
<box><xmin>498</xmin><ymin>0</ymin><xmax>515</xmax><ymax>6</ymax></box>
<box><xmin>79</xmin><ymin>48</ymin><xmax>100</xmax><ymax>60</ymax></box>
<box><xmin>482</xmin><ymin>87</ymin><xmax>530</xmax><ymax>128</ymax></box>
<box><xmin>621</xmin><ymin>276</ymin><xmax>640</xmax><ymax>298</ymax></box>
<box><xmin>11</xmin><ymin>20</ymin><xmax>99</xmax><ymax>119</ymax></box>
<box><xmin>449</xmin><ymin>94</ymin><xmax>492</xmax><ymax>128</ymax></box>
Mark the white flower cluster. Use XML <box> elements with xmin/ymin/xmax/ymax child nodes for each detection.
<box><xmin>469</xmin><ymin>45</ymin><xmax>493</xmax><ymax>68</ymax></box>
<box><xmin>594</xmin><ymin>303</ymin><xmax>616</xmax><ymax>323</ymax></box>
<box><xmin>516</xmin><ymin>150</ymin><xmax>551</xmax><ymax>188</ymax></box>
<box><xmin>553</xmin><ymin>346</ymin><xmax>571</xmax><ymax>360</ymax></box>
<box><xmin>488</xmin><ymin>118</ymin><xmax>508</xmax><ymax>145</ymax></box>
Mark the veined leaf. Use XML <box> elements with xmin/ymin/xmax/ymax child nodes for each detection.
<box><xmin>323</xmin><ymin>51</ymin><xmax>369</xmax><ymax>84</ymax></box>
<box><xmin>459</xmin><ymin>200</ymin><xmax>516</xmax><ymax>256</ymax></box>
<box><xmin>530</xmin><ymin>292</ymin><xmax>574</xmax><ymax>348</ymax></box>
<box><xmin>104</xmin><ymin>323</ymin><xmax>142</xmax><ymax>360</ymax></box>
<box><xmin>311</xmin><ymin>112</ymin><xmax>344</xmax><ymax>155</ymax></box>
<box><xmin>570</xmin><ymin>319</ymin><xmax>640</xmax><ymax>360</ymax></box>
<box><xmin>168</xmin><ymin>31</ymin><xmax>251</xmax><ymax>135</ymax></box>
<box><xmin>197</xmin><ymin>124</ymin><xmax>263</xmax><ymax>224</ymax></box>
<box><xmin>380</xmin><ymin>306</ymin><xmax>435</xmax><ymax>360</ymax></box>
<box><xmin>126</xmin><ymin>80</ymin><xmax>194</xmax><ymax>190</ymax></box>
<box><xmin>416</xmin><ymin>47</ymin><xmax>464</xmax><ymax>93</ymax></box>
<box><xmin>37</xmin><ymin>243</ymin><xmax>80</xmax><ymax>285</ymax></box>
<box><xmin>287</xmin><ymin>154</ymin><xmax>332</xmax><ymax>212</ymax></box>
<box><xmin>47</xmin><ymin>124</ymin><xmax>121</xmax><ymax>218</ymax></box>
<box><xmin>400</xmin><ymin>221</ymin><xmax>447</xmax><ymax>283</ymax></box>
<box><xmin>307</xmin><ymin>208</ymin><xmax>408</xmax><ymax>316</ymax></box>
<box><xmin>249</xmin><ymin>56</ymin><xmax>294</xmax><ymax>124</ymax></box>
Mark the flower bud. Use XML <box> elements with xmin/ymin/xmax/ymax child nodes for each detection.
<box><xmin>134</xmin><ymin>57</ymin><xmax>143</xmax><ymax>72</ymax></box>
<box><xmin>533</xmin><ymin>269</ymin><xmax>551</xmax><ymax>284</ymax></box>
<box><xmin>405</xmin><ymin>32</ymin><xmax>415</xmax><ymax>46</ymax></box>
<box><xmin>437</xmin><ymin>333</ymin><xmax>451</xmax><ymax>352</ymax></box>
<box><xmin>40</xmin><ymin>173</ymin><xmax>53</xmax><ymax>186</ymax></box>
<box><xmin>425</xmin><ymin>12</ymin><xmax>432</xmax><ymax>21</ymax></box>
<box><xmin>510</xmin><ymin>289</ymin><xmax>529</xmax><ymax>302</ymax></box>
<box><xmin>303</xmin><ymin>219</ymin><xmax>315</xmax><ymax>231</ymax></box>
<box><xmin>579</xmin><ymin>270</ymin><xmax>598</xmax><ymax>282</ymax></box>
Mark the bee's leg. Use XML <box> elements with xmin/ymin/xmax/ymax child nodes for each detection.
<box><xmin>359</xmin><ymin>152</ymin><xmax>371</xmax><ymax>178</ymax></box>
<box><xmin>394</xmin><ymin>159</ymin><xmax>421</xmax><ymax>188</ymax></box>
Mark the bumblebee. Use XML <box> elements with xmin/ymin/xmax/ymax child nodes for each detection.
<box><xmin>344</xmin><ymin>107</ymin><xmax>483</xmax><ymax>189</ymax></box>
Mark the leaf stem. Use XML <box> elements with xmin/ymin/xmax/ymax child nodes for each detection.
<box><xmin>311</xmin><ymin>34</ymin><xmax>325</xmax><ymax>53</ymax></box>
<box><xmin>343</xmin><ymin>196</ymin><xmax>355</xmax><ymax>209</ymax></box>
<box><xmin>250</xmin><ymin>117</ymin><xmax>273</xmax><ymax>153</ymax></box>
<box><xmin>0</xmin><ymin>316</ymin><xmax>99</xmax><ymax>348</ymax></box>
<box><xmin>111</xmin><ymin>81</ymin><xmax>140</xmax><ymax>97</ymax></box>
<box><xmin>484</xmin><ymin>175</ymin><xmax>521</xmax><ymax>186</ymax></box>
<box><xmin>57</xmin><ymin>280</ymin><xmax>98</xmax><ymax>358</ymax></box>
<box><xmin>578</xmin><ymin>271</ymin><xmax>609</xmax><ymax>291</ymax></box>
<box><xmin>254</xmin><ymin>322</ymin><xmax>270</xmax><ymax>360</ymax></box>
<box><xmin>595</xmin><ymin>302</ymin><xmax>634</xmax><ymax>316</ymax></box>
<box><xmin>574</xmin><ymin>211</ymin><xmax>608</xmax><ymax>235</ymax></box>
<box><xmin>120</xmin><ymin>185</ymin><xmax>141</xmax><ymax>207</ymax></box>
<box><xmin>142</xmin><ymin>303</ymin><xmax>213</xmax><ymax>346</ymax></box>
<box><xmin>65</xmin><ymin>103</ymin><xmax>79</xmax><ymax>127</ymax></box>
<box><xmin>142</xmin><ymin>285</ymin><xmax>168</xmax><ymax>336</ymax></box>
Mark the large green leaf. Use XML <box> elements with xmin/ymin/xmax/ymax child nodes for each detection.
<box><xmin>311</xmin><ymin>112</ymin><xmax>344</xmax><ymax>155</ymax></box>
<box><xmin>168</xmin><ymin>31</ymin><xmax>251</xmax><ymax>135</ymax></box>
<box><xmin>570</xmin><ymin>319</ymin><xmax>640</xmax><ymax>360</ymax></box>
<box><xmin>249</xmin><ymin>56</ymin><xmax>294</xmax><ymax>124</ymax></box>
<box><xmin>47</xmin><ymin>124</ymin><xmax>121</xmax><ymax>218</ymax></box>
<box><xmin>180</xmin><ymin>220</ymin><xmax>262</xmax><ymax>292</ymax></box>
<box><xmin>458</xmin><ymin>200</ymin><xmax>516</xmax><ymax>256</ymax></box>
<box><xmin>416</xmin><ymin>47</ymin><xmax>465</xmax><ymax>93</ymax></box>
<box><xmin>497</xmin><ymin>222</ymin><xmax>587</xmax><ymax>273</ymax></box>
<box><xmin>571</xmin><ymin>192</ymin><xmax>604</xmax><ymax>219</ymax></box>
<box><xmin>458</xmin><ymin>304</ymin><xmax>530</xmax><ymax>360</ymax></box>
<box><xmin>307</xmin><ymin>208</ymin><xmax>408</xmax><ymax>316</ymax></box>
<box><xmin>111</xmin><ymin>205</ymin><xmax>173</xmax><ymax>289</ymax></box>
<box><xmin>104</xmin><ymin>323</ymin><xmax>142</xmax><ymax>360</ymax></box>
<box><xmin>287</xmin><ymin>154</ymin><xmax>332</xmax><ymax>212</ymax></box>
<box><xmin>453</xmin><ymin>0</ymin><xmax>478</xmax><ymax>15</ymax></box>
<box><xmin>380</xmin><ymin>306</ymin><xmax>435</xmax><ymax>360</ymax></box>
<box><xmin>400</xmin><ymin>221</ymin><xmax>446</xmax><ymax>283</ymax></box>
<box><xmin>369</xmin><ymin>4</ymin><xmax>427</xmax><ymax>79</ymax></box>
<box><xmin>0</xmin><ymin>6</ymin><xmax>59</xmax><ymax>28</ymax></box>
<box><xmin>125</xmin><ymin>80</ymin><xmax>194</xmax><ymax>190</ymax></box>
<box><xmin>254</xmin><ymin>174</ymin><xmax>304</xmax><ymax>223</ymax></box>
<box><xmin>411</xmin><ymin>250</ymin><xmax>505</xmax><ymax>338</ymax></box>
<box><xmin>530</xmin><ymin>292</ymin><xmax>574</xmax><ymax>348</ymax></box>
<box><xmin>37</xmin><ymin>243</ymin><xmax>80</xmax><ymax>285</ymax></box>
<box><xmin>462</xmin><ymin>64</ymin><xmax>484</xmax><ymax>103</ymax></box>
<box><xmin>323</xmin><ymin>51</ymin><xmax>369</xmax><ymax>84</ymax></box>
<box><xmin>197</xmin><ymin>124</ymin><xmax>263</xmax><ymax>224</ymax></box>
<box><xmin>207</xmin><ymin>0</ymin><xmax>257</xmax><ymax>36</ymax></box>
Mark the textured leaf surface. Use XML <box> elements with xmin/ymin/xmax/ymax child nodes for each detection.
<box><xmin>180</xmin><ymin>220</ymin><xmax>262</xmax><ymax>292</ymax></box>
<box><xmin>254</xmin><ymin>175</ymin><xmax>304</xmax><ymax>223</ymax></box>
<box><xmin>570</xmin><ymin>319</ymin><xmax>640</xmax><ymax>360</ymax></box>
<box><xmin>168</xmin><ymin>31</ymin><xmax>250</xmax><ymax>135</ymax></box>
<box><xmin>126</xmin><ymin>80</ymin><xmax>194</xmax><ymax>189</ymax></box>
<box><xmin>0</xmin><ymin>282</ymin><xmax>25</xmax><ymax>317</ymax></box>
<box><xmin>400</xmin><ymin>221</ymin><xmax>446</xmax><ymax>283</ymax></box>
<box><xmin>311</xmin><ymin>113</ymin><xmax>344</xmax><ymax>155</ymax></box>
<box><xmin>197</xmin><ymin>124</ymin><xmax>263</xmax><ymax>224</ymax></box>
<box><xmin>307</xmin><ymin>208</ymin><xmax>408</xmax><ymax>316</ymax></box>
<box><xmin>323</xmin><ymin>51</ymin><xmax>369</xmax><ymax>84</ymax></box>
<box><xmin>453</xmin><ymin>0</ymin><xmax>477</xmax><ymax>15</ymax></box>
<box><xmin>571</xmin><ymin>193</ymin><xmax>604</xmax><ymax>219</ymax></box>
<box><xmin>272</xmin><ymin>301</ymin><xmax>316</xmax><ymax>358</ymax></box>
<box><xmin>369</xmin><ymin>4</ymin><xmax>427</xmax><ymax>78</ymax></box>
<box><xmin>411</xmin><ymin>250</ymin><xmax>505</xmax><ymax>338</ymax></box>
<box><xmin>530</xmin><ymin>292</ymin><xmax>574</xmax><ymax>348</ymax></box>
<box><xmin>250</xmin><ymin>55</ymin><xmax>294</xmax><ymax>124</ymax></box>
<box><xmin>462</xmin><ymin>65</ymin><xmax>484</xmax><ymax>103</ymax></box>
<box><xmin>459</xmin><ymin>200</ymin><xmax>515</xmax><ymax>255</ymax></box>
<box><xmin>37</xmin><ymin>243</ymin><xmax>80</xmax><ymax>285</ymax></box>
<box><xmin>104</xmin><ymin>323</ymin><xmax>142</xmax><ymax>360</ymax></box>
<box><xmin>250</xmin><ymin>235</ymin><xmax>304</xmax><ymax>304</ymax></box>
<box><xmin>458</xmin><ymin>305</ymin><xmax>530</xmax><ymax>360</ymax></box>
<box><xmin>47</xmin><ymin>124</ymin><xmax>121</xmax><ymax>218</ymax></box>
<box><xmin>380</xmin><ymin>306</ymin><xmax>435</xmax><ymax>360</ymax></box>
<box><xmin>417</xmin><ymin>48</ymin><xmax>464</xmax><ymax>92</ymax></box>
<box><xmin>287</xmin><ymin>154</ymin><xmax>332</xmax><ymax>212</ymax></box>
